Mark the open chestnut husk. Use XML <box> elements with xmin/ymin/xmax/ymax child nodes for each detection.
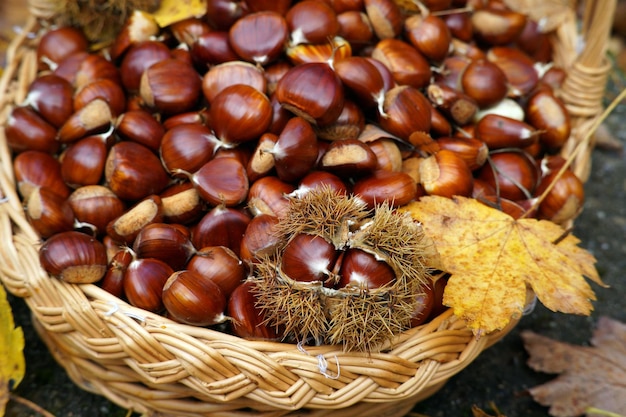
<box><xmin>249</xmin><ymin>187</ymin><xmax>439</xmax><ymax>352</ymax></box>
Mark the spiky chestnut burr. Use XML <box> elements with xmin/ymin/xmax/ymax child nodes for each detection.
<box><xmin>249</xmin><ymin>187</ymin><xmax>440</xmax><ymax>352</ymax></box>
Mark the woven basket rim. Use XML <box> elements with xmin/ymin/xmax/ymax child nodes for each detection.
<box><xmin>0</xmin><ymin>0</ymin><xmax>616</xmax><ymax>415</ymax></box>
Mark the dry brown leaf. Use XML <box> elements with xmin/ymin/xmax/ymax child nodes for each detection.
<box><xmin>400</xmin><ymin>196</ymin><xmax>604</xmax><ymax>335</ymax></box>
<box><xmin>522</xmin><ymin>317</ymin><xmax>626</xmax><ymax>417</ymax></box>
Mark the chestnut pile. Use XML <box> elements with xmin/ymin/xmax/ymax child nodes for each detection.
<box><xmin>6</xmin><ymin>0</ymin><xmax>584</xmax><ymax>350</ymax></box>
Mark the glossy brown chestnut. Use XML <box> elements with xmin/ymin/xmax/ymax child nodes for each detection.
<box><xmin>270</xmin><ymin>116</ymin><xmax>319</xmax><ymax>183</ymax></box>
<box><xmin>210</xmin><ymin>84</ymin><xmax>273</xmax><ymax>145</ymax></box>
<box><xmin>477</xmin><ymin>150</ymin><xmax>539</xmax><ymax>201</ymax></box>
<box><xmin>534</xmin><ymin>169</ymin><xmax>585</xmax><ymax>224</ymax></box>
<box><xmin>188</xmin><ymin>246</ymin><xmax>245</xmax><ymax>298</ymax></box>
<box><xmin>26</xmin><ymin>187</ymin><xmax>76</xmax><ymax>238</ymax></box>
<box><xmin>190</xmin><ymin>157</ymin><xmax>250</xmax><ymax>207</ymax></box>
<box><xmin>160</xmin><ymin>124</ymin><xmax>218</xmax><ymax>175</ymax></box>
<box><xmin>282</xmin><ymin>233</ymin><xmax>339</xmax><ymax>283</ymax></box>
<box><xmin>57</xmin><ymin>99</ymin><xmax>113</xmax><ymax>143</ymax></box>
<box><xmin>105</xmin><ymin>141</ymin><xmax>170</xmax><ymax>201</ymax></box>
<box><xmin>337</xmin><ymin>11</ymin><xmax>375</xmax><ymax>50</ymax></box>
<box><xmin>487</xmin><ymin>46</ymin><xmax>539</xmax><ymax>97</ymax></box>
<box><xmin>460</xmin><ymin>59</ymin><xmax>509</xmax><ymax>108</ymax></box>
<box><xmin>123</xmin><ymin>257</ymin><xmax>174</xmax><ymax>313</ymax></box>
<box><xmin>13</xmin><ymin>151</ymin><xmax>70</xmax><ymax>200</ymax></box>
<box><xmin>39</xmin><ymin>231</ymin><xmax>108</xmax><ymax>283</ymax></box>
<box><xmin>247</xmin><ymin>176</ymin><xmax>295</xmax><ymax>218</ymax></box>
<box><xmin>371</xmin><ymin>38</ymin><xmax>431</xmax><ymax>89</ymax></box>
<box><xmin>22</xmin><ymin>74</ymin><xmax>75</xmax><ymax>128</ymax></box>
<box><xmin>229</xmin><ymin>11</ymin><xmax>288</xmax><ymax>65</ymax></box>
<box><xmin>338</xmin><ymin>248</ymin><xmax>395</xmax><ymax>289</ymax></box>
<box><xmin>471</xmin><ymin>7</ymin><xmax>527</xmax><ymax>46</ymax></box>
<box><xmin>352</xmin><ymin>169</ymin><xmax>418</xmax><ymax>209</ymax></box>
<box><xmin>275</xmin><ymin>62</ymin><xmax>344</xmax><ymax>126</ymax></box>
<box><xmin>286</xmin><ymin>0</ymin><xmax>340</xmax><ymax>45</ymax></box>
<box><xmin>140</xmin><ymin>58</ymin><xmax>202</xmax><ymax>115</ymax></box>
<box><xmin>61</xmin><ymin>133</ymin><xmax>111</xmax><ymax>188</ymax></box>
<box><xmin>435</xmin><ymin>137</ymin><xmax>488</xmax><ymax>171</ymax></box>
<box><xmin>525</xmin><ymin>89</ymin><xmax>571</xmax><ymax>151</ymax></box>
<box><xmin>106</xmin><ymin>195</ymin><xmax>164</xmax><ymax>244</ymax></box>
<box><xmin>191</xmin><ymin>205</ymin><xmax>251</xmax><ymax>256</ymax></box>
<box><xmin>404</xmin><ymin>14</ymin><xmax>452</xmax><ymax>63</ymax></box>
<box><xmin>419</xmin><ymin>149</ymin><xmax>474</xmax><ymax>198</ymax></box>
<box><xmin>239</xmin><ymin>214</ymin><xmax>280</xmax><ymax>263</ymax></box>
<box><xmin>160</xmin><ymin>182</ymin><xmax>204</xmax><ymax>225</ymax></box>
<box><xmin>132</xmin><ymin>223</ymin><xmax>196</xmax><ymax>271</ymax></box>
<box><xmin>377</xmin><ymin>85</ymin><xmax>432</xmax><ymax>142</ymax></box>
<box><xmin>100</xmin><ymin>248</ymin><xmax>133</xmax><ymax>298</ymax></box>
<box><xmin>475</xmin><ymin>114</ymin><xmax>538</xmax><ymax>150</ymax></box>
<box><xmin>5</xmin><ymin>106</ymin><xmax>59</xmax><ymax>154</ymax></box>
<box><xmin>162</xmin><ymin>270</ymin><xmax>227</xmax><ymax>326</ymax></box>
<box><xmin>115</xmin><ymin>109</ymin><xmax>165</xmax><ymax>152</ymax></box>
<box><xmin>320</xmin><ymin>138</ymin><xmax>378</xmax><ymax>177</ymax></box>
<box><xmin>202</xmin><ymin>61</ymin><xmax>267</xmax><ymax>104</ymax></box>
<box><xmin>36</xmin><ymin>26</ymin><xmax>89</xmax><ymax>69</ymax></box>
<box><xmin>364</xmin><ymin>0</ymin><xmax>403</xmax><ymax>40</ymax></box>
<box><xmin>68</xmin><ymin>185</ymin><xmax>126</xmax><ymax>235</ymax></box>
<box><xmin>228</xmin><ymin>281</ymin><xmax>281</xmax><ymax>340</ymax></box>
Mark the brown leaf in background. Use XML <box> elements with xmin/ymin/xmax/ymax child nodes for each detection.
<box><xmin>401</xmin><ymin>196</ymin><xmax>604</xmax><ymax>335</ymax></box>
<box><xmin>522</xmin><ymin>317</ymin><xmax>626</xmax><ymax>416</ymax></box>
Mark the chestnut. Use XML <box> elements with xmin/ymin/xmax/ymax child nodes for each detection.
<box><xmin>132</xmin><ymin>223</ymin><xmax>196</xmax><ymax>271</ymax></box>
<box><xmin>202</xmin><ymin>61</ymin><xmax>267</xmax><ymax>104</ymax></box>
<box><xmin>247</xmin><ymin>176</ymin><xmax>295</xmax><ymax>218</ymax></box>
<box><xmin>378</xmin><ymin>85</ymin><xmax>432</xmax><ymax>142</ymax></box>
<box><xmin>5</xmin><ymin>106</ymin><xmax>59</xmax><ymax>154</ymax></box>
<box><xmin>68</xmin><ymin>185</ymin><xmax>126</xmax><ymax>235</ymax></box>
<box><xmin>26</xmin><ymin>187</ymin><xmax>76</xmax><ymax>238</ymax></box>
<box><xmin>364</xmin><ymin>0</ymin><xmax>403</xmax><ymax>40</ymax></box>
<box><xmin>187</xmin><ymin>246</ymin><xmax>245</xmax><ymax>298</ymax></box>
<box><xmin>13</xmin><ymin>151</ymin><xmax>70</xmax><ymax>200</ymax></box>
<box><xmin>270</xmin><ymin>116</ymin><xmax>319</xmax><ymax>183</ymax></box>
<box><xmin>160</xmin><ymin>124</ymin><xmax>218</xmax><ymax>175</ymax></box>
<box><xmin>162</xmin><ymin>270</ymin><xmax>227</xmax><ymax>326</ymax></box>
<box><xmin>22</xmin><ymin>74</ymin><xmax>75</xmax><ymax>128</ymax></box>
<box><xmin>228</xmin><ymin>11</ymin><xmax>288</xmax><ymax>65</ymax></box>
<box><xmin>239</xmin><ymin>214</ymin><xmax>280</xmax><ymax>263</ymax></box>
<box><xmin>286</xmin><ymin>0</ymin><xmax>340</xmax><ymax>45</ymax></box>
<box><xmin>419</xmin><ymin>149</ymin><xmax>474</xmax><ymax>198</ymax></box>
<box><xmin>371</xmin><ymin>38</ymin><xmax>431</xmax><ymax>89</ymax></box>
<box><xmin>352</xmin><ymin>170</ymin><xmax>419</xmax><ymax>209</ymax></box>
<box><xmin>191</xmin><ymin>205</ymin><xmax>251</xmax><ymax>256</ymax></box>
<box><xmin>160</xmin><ymin>182</ymin><xmax>204</xmax><ymax>225</ymax></box>
<box><xmin>337</xmin><ymin>248</ymin><xmax>395</xmax><ymax>289</ymax></box>
<box><xmin>140</xmin><ymin>58</ymin><xmax>202</xmax><ymax>115</ymax></box>
<box><xmin>189</xmin><ymin>157</ymin><xmax>250</xmax><ymax>207</ymax></box>
<box><xmin>39</xmin><ymin>231</ymin><xmax>108</xmax><ymax>284</ymax></box>
<box><xmin>210</xmin><ymin>84</ymin><xmax>273</xmax><ymax>145</ymax></box>
<box><xmin>228</xmin><ymin>281</ymin><xmax>281</xmax><ymax>340</ymax></box>
<box><xmin>106</xmin><ymin>194</ymin><xmax>164</xmax><ymax>244</ymax></box>
<box><xmin>61</xmin><ymin>134</ymin><xmax>111</xmax><ymax>188</ymax></box>
<box><xmin>534</xmin><ymin>169</ymin><xmax>585</xmax><ymax>224</ymax></box>
<box><xmin>124</xmin><ymin>256</ymin><xmax>174</xmax><ymax>313</ymax></box>
<box><xmin>460</xmin><ymin>59</ymin><xmax>509</xmax><ymax>108</ymax></box>
<box><xmin>115</xmin><ymin>109</ymin><xmax>165</xmax><ymax>152</ymax></box>
<box><xmin>319</xmin><ymin>138</ymin><xmax>378</xmax><ymax>177</ymax></box>
<box><xmin>477</xmin><ymin>150</ymin><xmax>539</xmax><ymax>201</ymax></box>
<box><xmin>404</xmin><ymin>14</ymin><xmax>452</xmax><ymax>63</ymax></box>
<box><xmin>36</xmin><ymin>26</ymin><xmax>89</xmax><ymax>69</ymax></box>
<box><xmin>275</xmin><ymin>62</ymin><xmax>344</xmax><ymax>127</ymax></box>
<box><xmin>281</xmin><ymin>233</ymin><xmax>339</xmax><ymax>283</ymax></box>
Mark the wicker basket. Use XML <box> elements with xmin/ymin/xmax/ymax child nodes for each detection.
<box><xmin>0</xmin><ymin>1</ymin><xmax>615</xmax><ymax>416</ymax></box>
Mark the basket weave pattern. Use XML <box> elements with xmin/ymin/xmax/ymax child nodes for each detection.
<box><xmin>0</xmin><ymin>1</ymin><xmax>615</xmax><ymax>416</ymax></box>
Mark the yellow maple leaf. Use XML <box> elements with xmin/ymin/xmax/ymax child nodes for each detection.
<box><xmin>150</xmin><ymin>0</ymin><xmax>207</xmax><ymax>28</ymax></box>
<box><xmin>400</xmin><ymin>196</ymin><xmax>605</xmax><ymax>335</ymax></box>
<box><xmin>0</xmin><ymin>284</ymin><xmax>25</xmax><ymax>415</ymax></box>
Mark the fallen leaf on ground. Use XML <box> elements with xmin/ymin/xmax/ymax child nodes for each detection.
<box><xmin>400</xmin><ymin>196</ymin><xmax>604</xmax><ymax>335</ymax></box>
<box><xmin>0</xmin><ymin>284</ymin><xmax>25</xmax><ymax>415</ymax></box>
<box><xmin>522</xmin><ymin>316</ymin><xmax>626</xmax><ymax>416</ymax></box>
